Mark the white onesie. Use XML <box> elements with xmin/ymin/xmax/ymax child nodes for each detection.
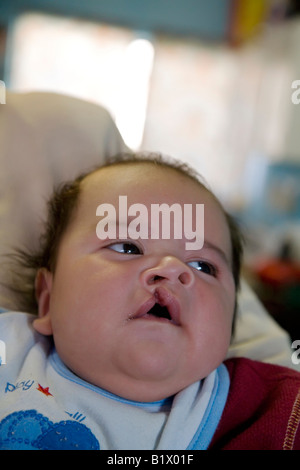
<box><xmin>0</xmin><ymin>311</ymin><xmax>229</xmax><ymax>450</ymax></box>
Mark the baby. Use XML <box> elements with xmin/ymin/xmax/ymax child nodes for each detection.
<box><xmin>0</xmin><ymin>152</ymin><xmax>299</xmax><ymax>450</ymax></box>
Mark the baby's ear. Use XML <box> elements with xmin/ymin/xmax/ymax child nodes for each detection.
<box><xmin>33</xmin><ymin>268</ymin><xmax>53</xmax><ymax>336</ymax></box>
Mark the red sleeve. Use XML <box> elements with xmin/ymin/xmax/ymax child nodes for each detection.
<box><xmin>209</xmin><ymin>358</ymin><xmax>300</xmax><ymax>450</ymax></box>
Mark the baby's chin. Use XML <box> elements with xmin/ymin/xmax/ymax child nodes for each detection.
<box><xmin>85</xmin><ymin>372</ymin><xmax>199</xmax><ymax>403</ymax></box>
<box><xmin>53</xmin><ymin>320</ymin><xmax>229</xmax><ymax>402</ymax></box>
<box><xmin>62</xmin><ymin>351</ymin><xmax>202</xmax><ymax>403</ymax></box>
<box><xmin>96</xmin><ymin>351</ymin><xmax>228</xmax><ymax>402</ymax></box>
<box><xmin>76</xmin><ymin>358</ymin><xmax>214</xmax><ymax>404</ymax></box>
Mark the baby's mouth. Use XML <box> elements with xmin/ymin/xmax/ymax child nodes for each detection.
<box><xmin>147</xmin><ymin>303</ymin><xmax>173</xmax><ymax>321</ymax></box>
<box><xmin>130</xmin><ymin>288</ymin><xmax>181</xmax><ymax>326</ymax></box>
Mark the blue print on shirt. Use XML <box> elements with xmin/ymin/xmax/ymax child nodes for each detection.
<box><xmin>0</xmin><ymin>409</ymin><xmax>100</xmax><ymax>450</ymax></box>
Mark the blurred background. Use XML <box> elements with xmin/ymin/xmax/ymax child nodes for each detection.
<box><xmin>0</xmin><ymin>0</ymin><xmax>299</xmax><ymax>338</ymax></box>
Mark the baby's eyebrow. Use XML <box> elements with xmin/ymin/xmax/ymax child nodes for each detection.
<box><xmin>201</xmin><ymin>241</ymin><xmax>231</xmax><ymax>267</ymax></box>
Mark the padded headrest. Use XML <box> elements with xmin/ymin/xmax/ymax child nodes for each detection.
<box><xmin>0</xmin><ymin>91</ymin><xmax>126</xmax><ymax>308</ymax></box>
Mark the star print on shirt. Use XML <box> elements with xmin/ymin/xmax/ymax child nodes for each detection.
<box><xmin>37</xmin><ymin>383</ymin><xmax>53</xmax><ymax>397</ymax></box>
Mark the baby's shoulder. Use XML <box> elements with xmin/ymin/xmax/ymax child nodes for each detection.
<box><xmin>0</xmin><ymin>310</ymin><xmax>37</xmax><ymax>342</ymax></box>
<box><xmin>0</xmin><ymin>311</ymin><xmax>50</xmax><ymax>369</ymax></box>
<box><xmin>224</xmin><ymin>356</ymin><xmax>300</xmax><ymax>386</ymax></box>
<box><xmin>212</xmin><ymin>357</ymin><xmax>300</xmax><ymax>449</ymax></box>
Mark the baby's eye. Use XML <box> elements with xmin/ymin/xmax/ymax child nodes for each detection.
<box><xmin>187</xmin><ymin>260</ymin><xmax>217</xmax><ymax>277</ymax></box>
<box><xmin>107</xmin><ymin>242</ymin><xmax>142</xmax><ymax>255</ymax></box>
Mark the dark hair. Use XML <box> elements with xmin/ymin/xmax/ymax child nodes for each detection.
<box><xmin>7</xmin><ymin>152</ymin><xmax>244</xmax><ymax>322</ymax></box>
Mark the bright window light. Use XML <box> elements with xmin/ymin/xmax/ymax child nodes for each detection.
<box><xmin>115</xmin><ymin>39</ymin><xmax>154</xmax><ymax>149</ymax></box>
<box><xmin>9</xmin><ymin>13</ymin><xmax>154</xmax><ymax>149</ymax></box>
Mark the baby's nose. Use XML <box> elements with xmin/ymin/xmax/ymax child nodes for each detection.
<box><xmin>140</xmin><ymin>256</ymin><xmax>194</xmax><ymax>289</ymax></box>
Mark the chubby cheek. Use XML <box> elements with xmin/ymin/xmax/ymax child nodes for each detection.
<box><xmin>48</xmin><ymin>260</ymin><xmax>132</xmax><ymax>345</ymax></box>
<box><xmin>48</xmin><ymin>292</ymin><xmax>111</xmax><ymax>378</ymax></box>
<box><xmin>190</xmin><ymin>287</ymin><xmax>235</xmax><ymax>361</ymax></box>
<box><xmin>52</xmin><ymin>257</ymin><xmax>119</xmax><ymax>306</ymax></box>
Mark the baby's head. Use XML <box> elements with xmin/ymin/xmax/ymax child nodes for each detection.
<box><xmin>18</xmin><ymin>153</ymin><xmax>243</xmax><ymax>401</ymax></box>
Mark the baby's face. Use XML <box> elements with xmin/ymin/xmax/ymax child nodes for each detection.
<box><xmin>34</xmin><ymin>164</ymin><xmax>235</xmax><ymax>401</ymax></box>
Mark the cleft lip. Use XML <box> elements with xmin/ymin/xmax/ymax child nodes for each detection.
<box><xmin>131</xmin><ymin>287</ymin><xmax>181</xmax><ymax>326</ymax></box>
